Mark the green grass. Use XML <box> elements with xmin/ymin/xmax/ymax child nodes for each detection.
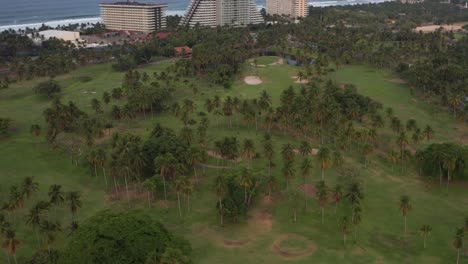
<box><xmin>0</xmin><ymin>61</ymin><xmax>467</xmax><ymax>263</ymax></box>
<box><xmin>253</xmin><ymin>56</ymin><xmax>280</xmax><ymax>65</ymax></box>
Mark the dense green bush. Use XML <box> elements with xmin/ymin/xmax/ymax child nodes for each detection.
<box><xmin>60</xmin><ymin>210</ymin><xmax>191</xmax><ymax>264</ymax></box>
<box><xmin>34</xmin><ymin>79</ymin><xmax>61</xmax><ymax>98</ymax></box>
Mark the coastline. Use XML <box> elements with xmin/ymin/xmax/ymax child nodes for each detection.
<box><xmin>0</xmin><ymin>0</ymin><xmax>392</xmax><ymax>31</ymax></box>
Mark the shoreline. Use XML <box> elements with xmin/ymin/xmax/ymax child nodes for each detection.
<box><xmin>0</xmin><ymin>0</ymin><xmax>392</xmax><ymax>31</ymax></box>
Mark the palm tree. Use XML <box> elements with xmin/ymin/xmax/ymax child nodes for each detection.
<box><xmin>238</xmin><ymin>169</ymin><xmax>253</xmax><ymax>204</ymax></box>
<box><xmin>281</xmin><ymin>143</ymin><xmax>294</xmax><ymax>162</ymax></box>
<box><xmin>26</xmin><ymin>202</ymin><xmax>49</xmax><ymax>245</ymax></box>
<box><xmin>242</xmin><ymin>139</ymin><xmax>256</xmax><ymax>168</ymax></box>
<box><xmin>443</xmin><ymin>156</ymin><xmax>457</xmax><ymax>191</ymax></box>
<box><xmin>396</xmin><ymin>132</ymin><xmax>409</xmax><ymax>171</ymax></box>
<box><xmin>214</xmin><ymin>175</ymin><xmax>226</xmax><ymax>226</ymax></box>
<box><xmin>142</xmin><ymin>178</ymin><xmax>156</xmax><ymax>208</ymax></box>
<box><xmin>30</xmin><ymin>124</ymin><xmax>41</xmax><ymax>136</ymax></box>
<box><xmin>282</xmin><ymin>160</ymin><xmax>295</xmax><ymax>190</ymax></box>
<box><xmin>352</xmin><ymin>206</ymin><xmax>362</xmax><ymax>242</ymax></box>
<box><xmin>263</xmin><ymin>135</ymin><xmax>274</xmax><ymax>175</ymax></box>
<box><xmin>399</xmin><ymin>195</ymin><xmax>412</xmax><ymax>238</ymax></box>
<box><xmin>316</xmin><ymin>181</ymin><xmax>328</xmax><ymax>224</ymax></box>
<box><xmin>2</xmin><ymin>230</ymin><xmax>19</xmax><ymax>264</ymax></box>
<box><xmin>48</xmin><ymin>184</ymin><xmax>64</xmax><ymax>219</ymax></box>
<box><xmin>362</xmin><ymin>143</ymin><xmax>373</xmax><ymax>168</ymax></box>
<box><xmin>173</xmin><ymin>177</ymin><xmax>184</xmax><ymax>217</ymax></box>
<box><xmin>288</xmin><ymin>190</ymin><xmax>301</xmax><ymax>223</ymax></box>
<box><xmin>346</xmin><ymin>182</ymin><xmax>363</xmax><ymax>222</ymax></box>
<box><xmin>453</xmin><ymin>228</ymin><xmax>464</xmax><ymax>264</ymax></box>
<box><xmin>300</xmin><ymin>158</ymin><xmax>313</xmax><ymax>210</ymax></box>
<box><xmin>266</xmin><ymin>175</ymin><xmax>276</xmax><ymax>200</ymax></box>
<box><xmin>102</xmin><ymin>92</ymin><xmax>111</xmax><ymax>105</ymax></box>
<box><xmin>332</xmin><ymin>184</ymin><xmax>343</xmax><ymax>213</ymax></box>
<box><xmin>39</xmin><ymin>221</ymin><xmax>61</xmax><ymax>253</ymax></box>
<box><xmin>66</xmin><ymin>191</ymin><xmax>82</xmax><ymax>221</ymax></box>
<box><xmin>340</xmin><ymin>216</ymin><xmax>350</xmax><ymax>246</ymax></box>
<box><xmin>419</xmin><ymin>225</ymin><xmax>432</xmax><ymax>249</ymax></box>
<box><xmin>317</xmin><ymin>147</ymin><xmax>332</xmax><ymax>180</ymax></box>
<box><xmin>21</xmin><ymin>176</ymin><xmax>38</xmax><ymax>199</ymax></box>
<box><xmin>96</xmin><ymin>148</ymin><xmax>108</xmax><ymax>188</ymax></box>
<box><xmin>423</xmin><ymin>125</ymin><xmax>434</xmax><ymax>141</ymax></box>
<box><xmin>299</xmin><ymin>141</ymin><xmax>312</xmax><ymax>156</ymax></box>
<box><xmin>154</xmin><ymin>154</ymin><xmax>177</xmax><ymax>201</ymax></box>
<box><xmin>388</xmin><ymin>150</ymin><xmax>399</xmax><ymax>172</ymax></box>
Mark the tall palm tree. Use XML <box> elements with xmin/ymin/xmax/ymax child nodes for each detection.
<box><xmin>242</xmin><ymin>139</ymin><xmax>256</xmax><ymax>168</ymax></box>
<box><xmin>281</xmin><ymin>143</ymin><xmax>294</xmax><ymax>162</ymax></box>
<box><xmin>423</xmin><ymin>125</ymin><xmax>434</xmax><ymax>141</ymax></box>
<box><xmin>299</xmin><ymin>141</ymin><xmax>312</xmax><ymax>156</ymax></box>
<box><xmin>443</xmin><ymin>156</ymin><xmax>457</xmax><ymax>191</ymax></box>
<box><xmin>288</xmin><ymin>190</ymin><xmax>301</xmax><ymax>223</ymax></box>
<box><xmin>399</xmin><ymin>195</ymin><xmax>412</xmax><ymax>238</ymax></box>
<box><xmin>317</xmin><ymin>147</ymin><xmax>332</xmax><ymax>180</ymax></box>
<box><xmin>263</xmin><ymin>135</ymin><xmax>274</xmax><ymax>175</ymax></box>
<box><xmin>238</xmin><ymin>169</ymin><xmax>252</xmax><ymax>204</ymax></box>
<box><xmin>214</xmin><ymin>175</ymin><xmax>226</xmax><ymax>226</ymax></box>
<box><xmin>453</xmin><ymin>228</ymin><xmax>464</xmax><ymax>264</ymax></box>
<box><xmin>96</xmin><ymin>148</ymin><xmax>108</xmax><ymax>188</ymax></box>
<box><xmin>300</xmin><ymin>158</ymin><xmax>313</xmax><ymax>210</ymax></box>
<box><xmin>173</xmin><ymin>177</ymin><xmax>184</xmax><ymax>217</ymax></box>
<box><xmin>66</xmin><ymin>192</ymin><xmax>82</xmax><ymax>221</ymax></box>
<box><xmin>154</xmin><ymin>154</ymin><xmax>177</xmax><ymax>201</ymax></box>
<box><xmin>352</xmin><ymin>206</ymin><xmax>362</xmax><ymax>242</ymax></box>
<box><xmin>419</xmin><ymin>225</ymin><xmax>432</xmax><ymax>249</ymax></box>
<box><xmin>396</xmin><ymin>132</ymin><xmax>409</xmax><ymax>171</ymax></box>
<box><xmin>48</xmin><ymin>185</ymin><xmax>64</xmax><ymax>219</ymax></box>
<box><xmin>266</xmin><ymin>175</ymin><xmax>276</xmax><ymax>200</ymax></box>
<box><xmin>39</xmin><ymin>221</ymin><xmax>61</xmax><ymax>253</ymax></box>
<box><xmin>332</xmin><ymin>184</ymin><xmax>343</xmax><ymax>213</ymax></box>
<box><xmin>2</xmin><ymin>229</ymin><xmax>19</xmax><ymax>264</ymax></box>
<box><xmin>21</xmin><ymin>176</ymin><xmax>39</xmax><ymax>199</ymax></box>
<box><xmin>340</xmin><ymin>216</ymin><xmax>350</xmax><ymax>246</ymax></box>
<box><xmin>26</xmin><ymin>202</ymin><xmax>49</xmax><ymax>245</ymax></box>
<box><xmin>282</xmin><ymin>160</ymin><xmax>295</xmax><ymax>190</ymax></box>
<box><xmin>316</xmin><ymin>181</ymin><xmax>328</xmax><ymax>224</ymax></box>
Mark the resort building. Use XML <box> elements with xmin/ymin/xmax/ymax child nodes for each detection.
<box><xmin>181</xmin><ymin>0</ymin><xmax>263</xmax><ymax>27</ymax></box>
<box><xmin>100</xmin><ymin>1</ymin><xmax>167</xmax><ymax>33</ymax></box>
<box><xmin>265</xmin><ymin>0</ymin><xmax>309</xmax><ymax>18</ymax></box>
<box><xmin>29</xmin><ymin>30</ymin><xmax>82</xmax><ymax>46</ymax></box>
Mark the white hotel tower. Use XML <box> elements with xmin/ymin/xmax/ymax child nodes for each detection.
<box><xmin>181</xmin><ymin>0</ymin><xmax>263</xmax><ymax>27</ymax></box>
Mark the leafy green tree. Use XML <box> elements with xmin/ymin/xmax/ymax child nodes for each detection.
<box><xmin>34</xmin><ymin>79</ymin><xmax>61</xmax><ymax>98</ymax></box>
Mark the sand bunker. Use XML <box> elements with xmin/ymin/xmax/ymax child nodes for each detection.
<box><xmin>244</xmin><ymin>76</ymin><xmax>263</xmax><ymax>85</ymax></box>
<box><xmin>292</xmin><ymin>148</ymin><xmax>319</xmax><ymax>156</ymax></box>
<box><xmin>415</xmin><ymin>22</ymin><xmax>467</xmax><ymax>32</ymax></box>
<box><xmin>272</xmin><ymin>234</ymin><xmax>316</xmax><ymax>259</ymax></box>
<box><xmin>291</xmin><ymin>76</ymin><xmax>309</xmax><ymax>84</ymax></box>
<box><xmin>269</xmin><ymin>58</ymin><xmax>284</xmax><ymax>65</ymax></box>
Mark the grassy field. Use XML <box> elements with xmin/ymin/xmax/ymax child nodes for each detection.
<box><xmin>0</xmin><ymin>58</ymin><xmax>467</xmax><ymax>263</ymax></box>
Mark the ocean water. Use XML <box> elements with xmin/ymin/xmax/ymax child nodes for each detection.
<box><xmin>0</xmin><ymin>0</ymin><xmax>391</xmax><ymax>30</ymax></box>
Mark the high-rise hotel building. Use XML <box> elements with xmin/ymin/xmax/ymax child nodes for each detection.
<box><xmin>181</xmin><ymin>0</ymin><xmax>263</xmax><ymax>27</ymax></box>
<box><xmin>266</xmin><ymin>0</ymin><xmax>309</xmax><ymax>18</ymax></box>
<box><xmin>100</xmin><ymin>2</ymin><xmax>167</xmax><ymax>32</ymax></box>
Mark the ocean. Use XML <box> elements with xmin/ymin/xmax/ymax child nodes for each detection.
<box><xmin>0</xmin><ymin>0</ymin><xmax>392</xmax><ymax>31</ymax></box>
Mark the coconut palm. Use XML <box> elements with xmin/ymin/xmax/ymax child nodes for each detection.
<box><xmin>288</xmin><ymin>190</ymin><xmax>301</xmax><ymax>223</ymax></box>
<box><xmin>266</xmin><ymin>175</ymin><xmax>277</xmax><ymax>200</ymax></box>
<box><xmin>419</xmin><ymin>225</ymin><xmax>432</xmax><ymax>249</ymax></box>
<box><xmin>300</xmin><ymin>158</ymin><xmax>313</xmax><ymax>210</ymax></box>
<box><xmin>154</xmin><ymin>154</ymin><xmax>177</xmax><ymax>201</ymax></box>
<box><xmin>332</xmin><ymin>184</ymin><xmax>343</xmax><ymax>213</ymax></box>
<box><xmin>453</xmin><ymin>228</ymin><xmax>464</xmax><ymax>264</ymax></box>
<box><xmin>282</xmin><ymin>160</ymin><xmax>295</xmax><ymax>190</ymax></box>
<box><xmin>423</xmin><ymin>125</ymin><xmax>434</xmax><ymax>141</ymax></box>
<box><xmin>352</xmin><ymin>206</ymin><xmax>362</xmax><ymax>242</ymax></box>
<box><xmin>65</xmin><ymin>191</ymin><xmax>81</xmax><ymax>221</ymax></box>
<box><xmin>173</xmin><ymin>177</ymin><xmax>184</xmax><ymax>217</ymax></box>
<box><xmin>443</xmin><ymin>156</ymin><xmax>457</xmax><ymax>191</ymax></box>
<box><xmin>299</xmin><ymin>141</ymin><xmax>312</xmax><ymax>156</ymax></box>
<box><xmin>48</xmin><ymin>184</ymin><xmax>64</xmax><ymax>219</ymax></box>
<box><xmin>242</xmin><ymin>139</ymin><xmax>256</xmax><ymax>168</ymax></box>
<box><xmin>281</xmin><ymin>143</ymin><xmax>295</xmax><ymax>162</ymax></box>
<box><xmin>39</xmin><ymin>220</ymin><xmax>61</xmax><ymax>253</ymax></box>
<box><xmin>96</xmin><ymin>148</ymin><xmax>108</xmax><ymax>188</ymax></box>
<box><xmin>214</xmin><ymin>175</ymin><xmax>226</xmax><ymax>226</ymax></box>
<box><xmin>21</xmin><ymin>176</ymin><xmax>38</xmax><ymax>199</ymax></box>
<box><xmin>2</xmin><ymin>229</ymin><xmax>19</xmax><ymax>264</ymax></box>
<box><xmin>317</xmin><ymin>147</ymin><xmax>332</xmax><ymax>180</ymax></box>
<box><xmin>399</xmin><ymin>195</ymin><xmax>412</xmax><ymax>238</ymax></box>
<box><xmin>316</xmin><ymin>181</ymin><xmax>328</xmax><ymax>224</ymax></box>
<box><xmin>26</xmin><ymin>202</ymin><xmax>49</xmax><ymax>245</ymax></box>
<box><xmin>340</xmin><ymin>216</ymin><xmax>350</xmax><ymax>246</ymax></box>
<box><xmin>263</xmin><ymin>135</ymin><xmax>275</xmax><ymax>175</ymax></box>
<box><xmin>238</xmin><ymin>168</ymin><xmax>253</xmax><ymax>204</ymax></box>
<box><xmin>30</xmin><ymin>124</ymin><xmax>41</xmax><ymax>136</ymax></box>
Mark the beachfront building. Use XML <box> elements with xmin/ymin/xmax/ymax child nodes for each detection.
<box><xmin>100</xmin><ymin>1</ymin><xmax>167</xmax><ymax>33</ymax></box>
<box><xmin>265</xmin><ymin>0</ymin><xmax>309</xmax><ymax>18</ymax></box>
<box><xmin>181</xmin><ymin>0</ymin><xmax>263</xmax><ymax>27</ymax></box>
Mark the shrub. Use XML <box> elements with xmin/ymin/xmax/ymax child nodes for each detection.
<box><xmin>34</xmin><ymin>79</ymin><xmax>61</xmax><ymax>98</ymax></box>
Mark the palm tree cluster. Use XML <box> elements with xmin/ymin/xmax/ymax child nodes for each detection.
<box><xmin>0</xmin><ymin>177</ymin><xmax>81</xmax><ymax>263</ymax></box>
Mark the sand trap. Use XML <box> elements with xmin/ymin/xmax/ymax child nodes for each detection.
<box><xmin>272</xmin><ymin>234</ymin><xmax>316</xmax><ymax>259</ymax></box>
<box><xmin>250</xmin><ymin>63</ymin><xmax>266</xmax><ymax>67</ymax></box>
<box><xmin>291</xmin><ymin>76</ymin><xmax>309</xmax><ymax>84</ymax></box>
<box><xmin>269</xmin><ymin>58</ymin><xmax>284</xmax><ymax>65</ymax></box>
<box><xmin>207</xmin><ymin>150</ymin><xmax>242</xmax><ymax>163</ymax></box>
<box><xmin>292</xmin><ymin>148</ymin><xmax>319</xmax><ymax>156</ymax></box>
<box><xmin>415</xmin><ymin>22</ymin><xmax>467</xmax><ymax>33</ymax></box>
<box><xmin>244</xmin><ymin>76</ymin><xmax>263</xmax><ymax>85</ymax></box>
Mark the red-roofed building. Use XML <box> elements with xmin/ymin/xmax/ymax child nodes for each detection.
<box><xmin>156</xmin><ymin>32</ymin><xmax>170</xmax><ymax>40</ymax></box>
<box><xmin>174</xmin><ymin>46</ymin><xmax>192</xmax><ymax>58</ymax></box>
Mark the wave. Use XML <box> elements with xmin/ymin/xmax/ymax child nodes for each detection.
<box><xmin>0</xmin><ymin>17</ymin><xmax>101</xmax><ymax>31</ymax></box>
